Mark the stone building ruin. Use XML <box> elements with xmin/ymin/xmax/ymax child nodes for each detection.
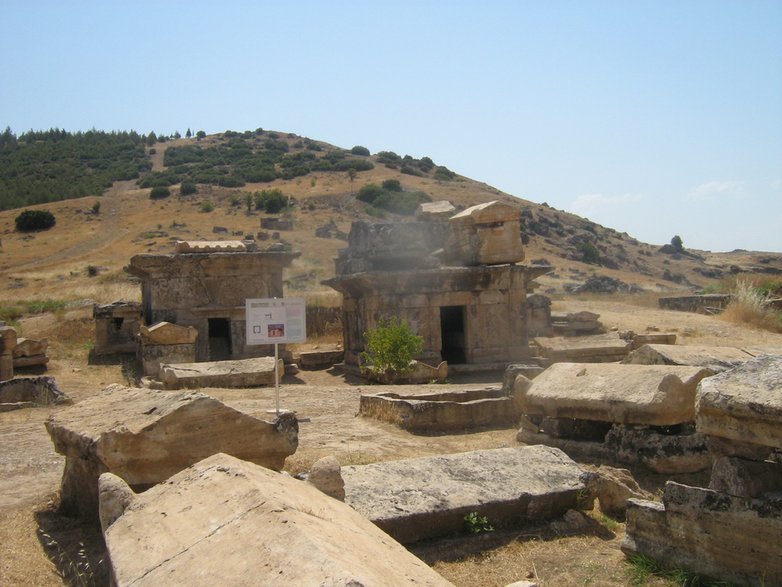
<box><xmin>325</xmin><ymin>201</ymin><xmax>551</xmax><ymax>370</ymax></box>
<box><xmin>126</xmin><ymin>240</ymin><xmax>298</xmax><ymax>363</ymax></box>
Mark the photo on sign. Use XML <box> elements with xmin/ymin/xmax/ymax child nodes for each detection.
<box><xmin>268</xmin><ymin>324</ymin><xmax>285</xmax><ymax>338</ymax></box>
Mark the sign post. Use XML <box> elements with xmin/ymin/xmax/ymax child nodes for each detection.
<box><xmin>245</xmin><ymin>298</ymin><xmax>306</xmax><ymax>415</ymax></box>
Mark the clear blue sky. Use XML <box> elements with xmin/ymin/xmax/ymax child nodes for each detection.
<box><xmin>3</xmin><ymin>0</ymin><xmax>780</xmax><ymax>252</ymax></box>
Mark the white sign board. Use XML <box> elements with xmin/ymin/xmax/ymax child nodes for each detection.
<box><xmin>246</xmin><ymin>298</ymin><xmax>306</xmax><ymax>345</ymax></box>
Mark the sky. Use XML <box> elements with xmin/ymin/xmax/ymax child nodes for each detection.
<box><xmin>2</xmin><ymin>0</ymin><xmax>781</xmax><ymax>252</ymax></box>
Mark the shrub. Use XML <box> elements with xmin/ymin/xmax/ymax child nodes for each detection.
<box><xmin>721</xmin><ymin>279</ymin><xmax>782</xmax><ymax>333</ymax></box>
<box><xmin>382</xmin><ymin>179</ymin><xmax>402</xmax><ymax>192</ymax></box>
<box><xmin>351</xmin><ymin>145</ymin><xmax>370</xmax><ymax>156</ymax></box>
<box><xmin>15</xmin><ymin>209</ymin><xmax>56</xmax><ymax>232</ymax></box>
<box><xmin>149</xmin><ymin>186</ymin><xmax>170</xmax><ymax>200</ymax></box>
<box><xmin>433</xmin><ymin>166</ymin><xmax>455</xmax><ymax>181</ymax></box>
<box><xmin>357</xmin><ymin>183</ymin><xmax>384</xmax><ymax>204</ymax></box>
<box><xmin>199</xmin><ymin>200</ymin><xmax>214</xmax><ymax>213</ymax></box>
<box><xmin>180</xmin><ymin>181</ymin><xmax>197</xmax><ymax>196</ymax></box>
<box><xmin>376</xmin><ymin>151</ymin><xmax>401</xmax><ymax>165</ymax></box>
<box><xmin>577</xmin><ymin>242</ymin><xmax>600</xmax><ymax>264</ymax></box>
<box><xmin>670</xmin><ymin>235</ymin><xmax>684</xmax><ymax>252</ymax></box>
<box><xmin>400</xmin><ymin>165</ymin><xmax>424</xmax><ymax>177</ymax></box>
<box><xmin>91</xmin><ymin>201</ymin><xmax>101</xmax><ymax>214</ymax></box>
<box><xmin>360</xmin><ymin>317</ymin><xmax>424</xmax><ymax>383</ymax></box>
<box><xmin>196</xmin><ymin>130</ymin><xmax>206</xmax><ymax>139</ymax></box>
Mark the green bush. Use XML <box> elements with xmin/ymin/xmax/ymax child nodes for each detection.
<box><xmin>180</xmin><ymin>181</ymin><xmax>197</xmax><ymax>195</ymax></box>
<box><xmin>351</xmin><ymin>145</ymin><xmax>370</xmax><ymax>156</ymax></box>
<box><xmin>382</xmin><ymin>179</ymin><xmax>402</xmax><ymax>192</ymax></box>
<box><xmin>357</xmin><ymin>183</ymin><xmax>384</xmax><ymax>204</ymax></box>
<box><xmin>577</xmin><ymin>242</ymin><xmax>600</xmax><ymax>264</ymax></box>
<box><xmin>14</xmin><ymin>209</ymin><xmax>56</xmax><ymax>232</ymax></box>
<box><xmin>433</xmin><ymin>166</ymin><xmax>455</xmax><ymax>181</ymax></box>
<box><xmin>149</xmin><ymin>186</ymin><xmax>170</xmax><ymax>200</ymax></box>
<box><xmin>199</xmin><ymin>200</ymin><xmax>214</xmax><ymax>213</ymax></box>
<box><xmin>360</xmin><ymin>317</ymin><xmax>424</xmax><ymax>383</ymax></box>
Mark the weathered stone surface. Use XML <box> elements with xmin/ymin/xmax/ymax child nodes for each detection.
<box><xmin>104</xmin><ymin>453</ymin><xmax>452</xmax><ymax>587</ymax></box>
<box><xmin>583</xmin><ymin>466</ymin><xmax>646</xmax><ymax>518</ymax></box>
<box><xmin>343</xmin><ymin>445</ymin><xmax>587</xmax><ymax>544</ymax></box>
<box><xmin>515</xmin><ymin>363</ymin><xmax>711</xmax><ymax>426</ymax></box>
<box><xmin>417</xmin><ymin>200</ymin><xmax>456</xmax><ymax>219</ymax></box>
<box><xmin>709</xmin><ymin>456</ymin><xmax>782</xmax><ymax>498</ymax></box>
<box><xmin>550</xmin><ymin>311</ymin><xmax>603</xmax><ymax>336</ymax></box>
<box><xmin>297</xmin><ymin>349</ymin><xmax>344</xmax><ymax>369</ymax></box>
<box><xmin>624</xmin><ymin>344</ymin><xmax>754</xmax><ymax>373</ymax></box>
<box><xmin>92</xmin><ymin>301</ymin><xmax>141</xmax><ymax>356</ymax></box>
<box><xmin>174</xmin><ymin>239</ymin><xmax>247</xmax><ymax>253</ymax></box>
<box><xmin>623</xmin><ymin>482</ymin><xmax>782</xmax><ymax>586</ymax></box>
<box><xmin>447</xmin><ymin>201</ymin><xmax>525</xmax><ymax>266</ymax></box>
<box><xmin>98</xmin><ymin>472</ymin><xmax>135</xmax><ymax>533</ymax></box>
<box><xmin>139</xmin><ymin>322</ymin><xmax>197</xmax><ymax>345</ymax></box>
<box><xmin>140</xmin><ymin>342</ymin><xmax>196</xmax><ymax>378</ymax></box>
<box><xmin>629</xmin><ymin>333</ymin><xmax>676</xmax><ymax>349</ymax></box>
<box><xmin>0</xmin><ymin>376</ymin><xmax>70</xmax><ymax>409</ymax></box>
<box><xmin>743</xmin><ymin>345</ymin><xmax>782</xmax><ymax>358</ymax></box>
<box><xmin>696</xmin><ymin>355</ymin><xmax>782</xmax><ymax>450</ymax></box>
<box><xmin>658</xmin><ymin>294</ymin><xmax>732</xmax><ymax>313</ymax></box>
<box><xmin>502</xmin><ymin>363</ymin><xmax>544</xmax><ymax>391</ymax></box>
<box><xmin>12</xmin><ymin>337</ymin><xmax>48</xmax><ymax>357</ymax></box>
<box><xmin>160</xmin><ymin>356</ymin><xmax>283</xmax><ymax>389</ymax></box>
<box><xmin>0</xmin><ymin>325</ymin><xmax>17</xmax><ymax>381</ymax></box>
<box><xmin>46</xmin><ymin>385</ymin><xmax>298</xmax><ymax>519</ymax></box>
<box><xmin>359</xmin><ymin>386</ymin><xmax>519</xmax><ymax>432</ymax></box>
<box><xmin>308</xmin><ymin>455</ymin><xmax>345</xmax><ymax>501</ymax></box>
<box><xmin>12</xmin><ymin>354</ymin><xmax>49</xmax><ymax>368</ymax></box>
<box><xmin>532</xmin><ymin>334</ymin><xmax>631</xmax><ymax>365</ymax></box>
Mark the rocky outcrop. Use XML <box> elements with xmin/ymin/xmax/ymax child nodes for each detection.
<box><xmin>514</xmin><ymin>363</ymin><xmax>711</xmax><ymax>426</ymax></box>
<box><xmin>696</xmin><ymin>354</ymin><xmax>782</xmax><ymax>450</ymax></box>
<box><xmin>343</xmin><ymin>445</ymin><xmax>587</xmax><ymax>544</ymax></box>
<box><xmin>102</xmin><ymin>453</ymin><xmax>452</xmax><ymax>587</ymax></box>
<box><xmin>160</xmin><ymin>356</ymin><xmax>283</xmax><ymax>389</ymax></box>
<box><xmin>46</xmin><ymin>385</ymin><xmax>298</xmax><ymax>519</ymax></box>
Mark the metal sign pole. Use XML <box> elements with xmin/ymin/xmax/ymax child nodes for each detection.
<box><xmin>274</xmin><ymin>342</ymin><xmax>280</xmax><ymax>416</ymax></box>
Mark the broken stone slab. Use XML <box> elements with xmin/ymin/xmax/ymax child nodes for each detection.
<box><xmin>623</xmin><ymin>344</ymin><xmax>754</xmax><ymax>373</ymax></box>
<box><xmin>359</xmin><ymin>386</ymin><xmax>519</xmax><ymax>432</ymax></box>
<box><xmin>709</xmin><ymin>456</ymin><xmax>782</xmax><ymax>499</ymax></box>
<box><xmin>532</xmin><ymin>334</ymin><xmax>631</xmax><ymax>365</ymax></box>
<box><xmin>12</xmin><ymin>354</ymin><xmax>49</xmax><ymax>368</ymax></box>
<box><xmin>46</xmin><ymin>385</ymin><xmax>298</xmax><ymax>519</ymax></box>
<box><xmin>174</xmin><ymin>239</ymin><xmax>247</xmax><ymax>253</ymax></box>
<box><xmin>102</xmin><ymin>453</ymin><xmax>452</xmax><ymax>587</ymax></box>
<box><xmin>342</xmin><ymin>445</ymin><xmax>587</xmax><ymax>544</ymax></box>
<box><xmin>629</xmin><ymin>333</ymin><xmax>676</xmax><ymax>349</ymax></box>
<box><xmin>622</xmin><ymin>481</ymin><xmax>782</xmax><ymax>586</ymax></box>
<box><xmin>515</xmin><ymin>363</ymin><xmax>711</xmax><ymax>426</ymax></box>
<box><xmin>12</xmin><ymin>337</ymin><xmax>48</xmax><ymax>358</ymax></box>
<box><xmin>160</xmin><ymin>356</ymin><xmax>283</xmax><ymax>389</ymax></box>
<box><xmin>696</xmin><ymin>354</ymin><xmax>782</xmax><ymax>450</ymax></box>
<box><xmin>417</xmin><ymin>200</ymin><xmax>456</xmax><ymax>219</ymax></box>
<box><xmin>742</xmin><ymin>345</ymin><xmax>782</xmax><ymax>358</ymax></box>
<box><xmin>139</xmin><ymin>321</ymin><xmax>197</xmax><ymax>345</ymax></box>
<box><xmin>0</xmin><ymin>376</ymin><xmax>70</xmax><ymax>409</ymax></box>
<box><xmin>297</xmin><ymin>349</ymin><xmax>344</xmax><ymax>369</ymax></box>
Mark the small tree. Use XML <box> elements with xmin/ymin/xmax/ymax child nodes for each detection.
<box><xmin>196</xmin><ymin>130</ymin><xmax>206</xmax><ymax>140</ymax></box>
<box><xmin>671</xmin><ymin>235</ymin><xmax>684</xmax><ymax>253</ymax></box>
<box><xmin>185</xmin><ymin>128</ymin><xmax>192</xmax><ymax>138</ymax></box>
<box><xmin>15</xmin><ymin>209</ymin><xmax>56</xmax><ymax>232</ymax></box>
<box><xmin>360</xmin><ymin>317</ymin><xmax>424</xmax><ymax>383</ymax></box>
<box><xmin>149</xmin><ymin>186</ymin><xmax>170</xmax><ymax>200</ymax></box>
<box><xmin>381</xmin><ymin>179</ymin><xmax>402</xmax><ymax>192</ymax></box>
<box><xmin>351</xmin><ymin>145</ymin><xmax>370</xmax><ymax>156</ymax></box>
<box><xmin>180</xmin><ymin>181</ymin><xmax>197</xmax><ymax>196</ymax></box>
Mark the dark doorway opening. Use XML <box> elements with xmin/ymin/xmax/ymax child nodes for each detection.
<box><xmin>440</xmin><ymin>306</ymin><xmax>466</xmax><ymax>364</ymax></box>
<box><xmin>208</xmin><ymin>318</ymin><xmax>232</xmax><ymax>361</ymax></box>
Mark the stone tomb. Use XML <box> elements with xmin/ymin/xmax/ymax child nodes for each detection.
<box><xmin>359</xmin><ymin>385</ymin><xmax>520</xmax><ymax>432</ymax></box>
<box><xmin>159</xmin><ymin>356</ymin><xmax>283</xmax><ymax>389</ymax></box>
<box><xmin>12</xmin><ymin>337</ymin><xmax>49</xmax><ymax>369</ymax></box>
<box><xmin>0</xmin><ymin>376</ymin><xmax>70</xmax><ymax>412</ymax></box>
<box><xmin>101</xmin><ymin>453</ymin><xmax>451</xmax><ymax>587</ymax></box>
<box><xmin>342</xmin><ymin>445</ymin><xmax>587</xmax><ymax>544</ymax></box>
<box><xmin>623</xmin><ymin>356</ymin><xmax>782</xmax><ymax>584</ymax></box>
<box><xmin>46</xmin><ymin>385</ymin><xmax>298</xmax><ymax>519</ymax></box>
<box><xmin>92</xmin><ymin>301</ymin><xmax>142</xmax><ymax>357</ymax></box>
<box><xmin>531</xmin><ymin>333</ymin><xmax>631</xmax><ymax>366</ymax></box>
<box><xmin>138</xmin><ymin>321</ymin><xmax>197</xmax><ymax>377</ymax></box>
<box><xmin>514</xmin><ymin>363</ymin><xmax>713</xmax><ymax>473</ymax></box>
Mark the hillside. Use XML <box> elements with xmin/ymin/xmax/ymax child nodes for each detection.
<box><xmin>1</xmin><ymin>129</ymin><xmax>781</xmax><ymax>305</ymax></box>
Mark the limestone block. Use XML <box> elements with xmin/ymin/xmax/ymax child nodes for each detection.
<box><xmin>622</xmin><ymin>482</ymin><xmax>782</xmax><ymax>586</ymax></box>
<box><xmin>0</xmin><ymin>376</ymin><xmax>70</xmax><ymax>407</ymax></box>
<box><xmin>709</xmin><ymin>456</ymin><xmax>782</xmax><ymax>499</ymax></box>
<box><xmin>46</xmin><ymin>385</ymin><xmax>298</xmax><ymax>519</ymax></box>
<box><xmin>174</xmin><ymin>239</ymin><xmax>247</xmax><ymax>253</ymax></box>
<box><xmin>532</xmin><ymin>334</ymin><xmax>630</xmax><ymax>364</ymax></box>
<box><xmin>417</xmin><ymin>200</ymin><xmax>456</xmax><ymax>219</ymax></box>
<box><xmin>447</xmin><ymin>201</ymin><xmax>525</xmax><ymax>265</ymax></box>
<box><xmin>696</xmin><ymin>355</ymin><xmax>782</xmax><ymax>450</ymax></box>
<box><xmin>308</xmin><ymin>455</ymin><xmax>345</xmax><ymax>501</ymax></box>
<box><xmin>583</xmin><ymin>466</ymin><xmax>646</xmax><ymax>518</ymax></box>
<box><xmin>12</xmin><ymin>337</ymin><xmax>48</xmax><ymax>357</ymax></box>
<box><xmin>742</xmin><ymin>345</ymin><xmax>782</xmax><ymax>357</ymax></box>
<box><xmin>343</xmin><ymin>445</ymin><xmax>587</xmax><ymax>544</ymax></box>
<box><xmin>139</xmin><ymin>322</ymin><xmax>197</xmax><ymax>345</ymax></box>
<box><xmin>0</xmin><ymin>325</ymin><xmax>17</xmax><ymax>381</ymax></box>
<box><xmin>160</xmin><ymin>356</ymin><xmax>283</xmax><ymax>389</ymax></box>
<box><xmin>624</xmin><ymin>344</ymin><xmax>754</xmax><ymax>373</ymax></box>
<box><xmin>12</xmin><ymin>355</ymin><xmax>49</xmax><ymax>368</ymax></box>
<box><xmin>297</xmin><ymin>349</ymin><xmax>344</xmax><ymax>369</ymax></box>
<box><xmin>515</xmin><ymin>363</ymin><xmax>711</xmax><ymax>426</ymax></box>
<box><xmin>103</xmin><ymin>453</ymin><xmax>452</xmax><ymax>587</ymax></box>
<box><xmin>630</xmin><ymin>333</ymin><xmax>676</xmax><ymax>349</ymax></box>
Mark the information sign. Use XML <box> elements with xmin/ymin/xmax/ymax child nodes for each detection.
<box><xmin>245</xmin><ymin>297</ymin><xmax>306</xmax><ymax>345</ymax></box>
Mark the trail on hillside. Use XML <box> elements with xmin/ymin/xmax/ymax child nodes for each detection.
<box><xmin>6</xmin><ymin>180</ymin><xmax>136</xmax><ymax>274</ymax></box>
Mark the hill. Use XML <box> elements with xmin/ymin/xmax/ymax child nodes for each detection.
<box><xmin>1</xmin><ymin>128</ymin><xmax>781</xmax><ymax>307</ymax></box>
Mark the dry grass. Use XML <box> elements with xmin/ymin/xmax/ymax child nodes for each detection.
<box><xmin>721</xmin><ymin>279</ymin><xmax>782</xmax><ymax>333</ymax></box>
